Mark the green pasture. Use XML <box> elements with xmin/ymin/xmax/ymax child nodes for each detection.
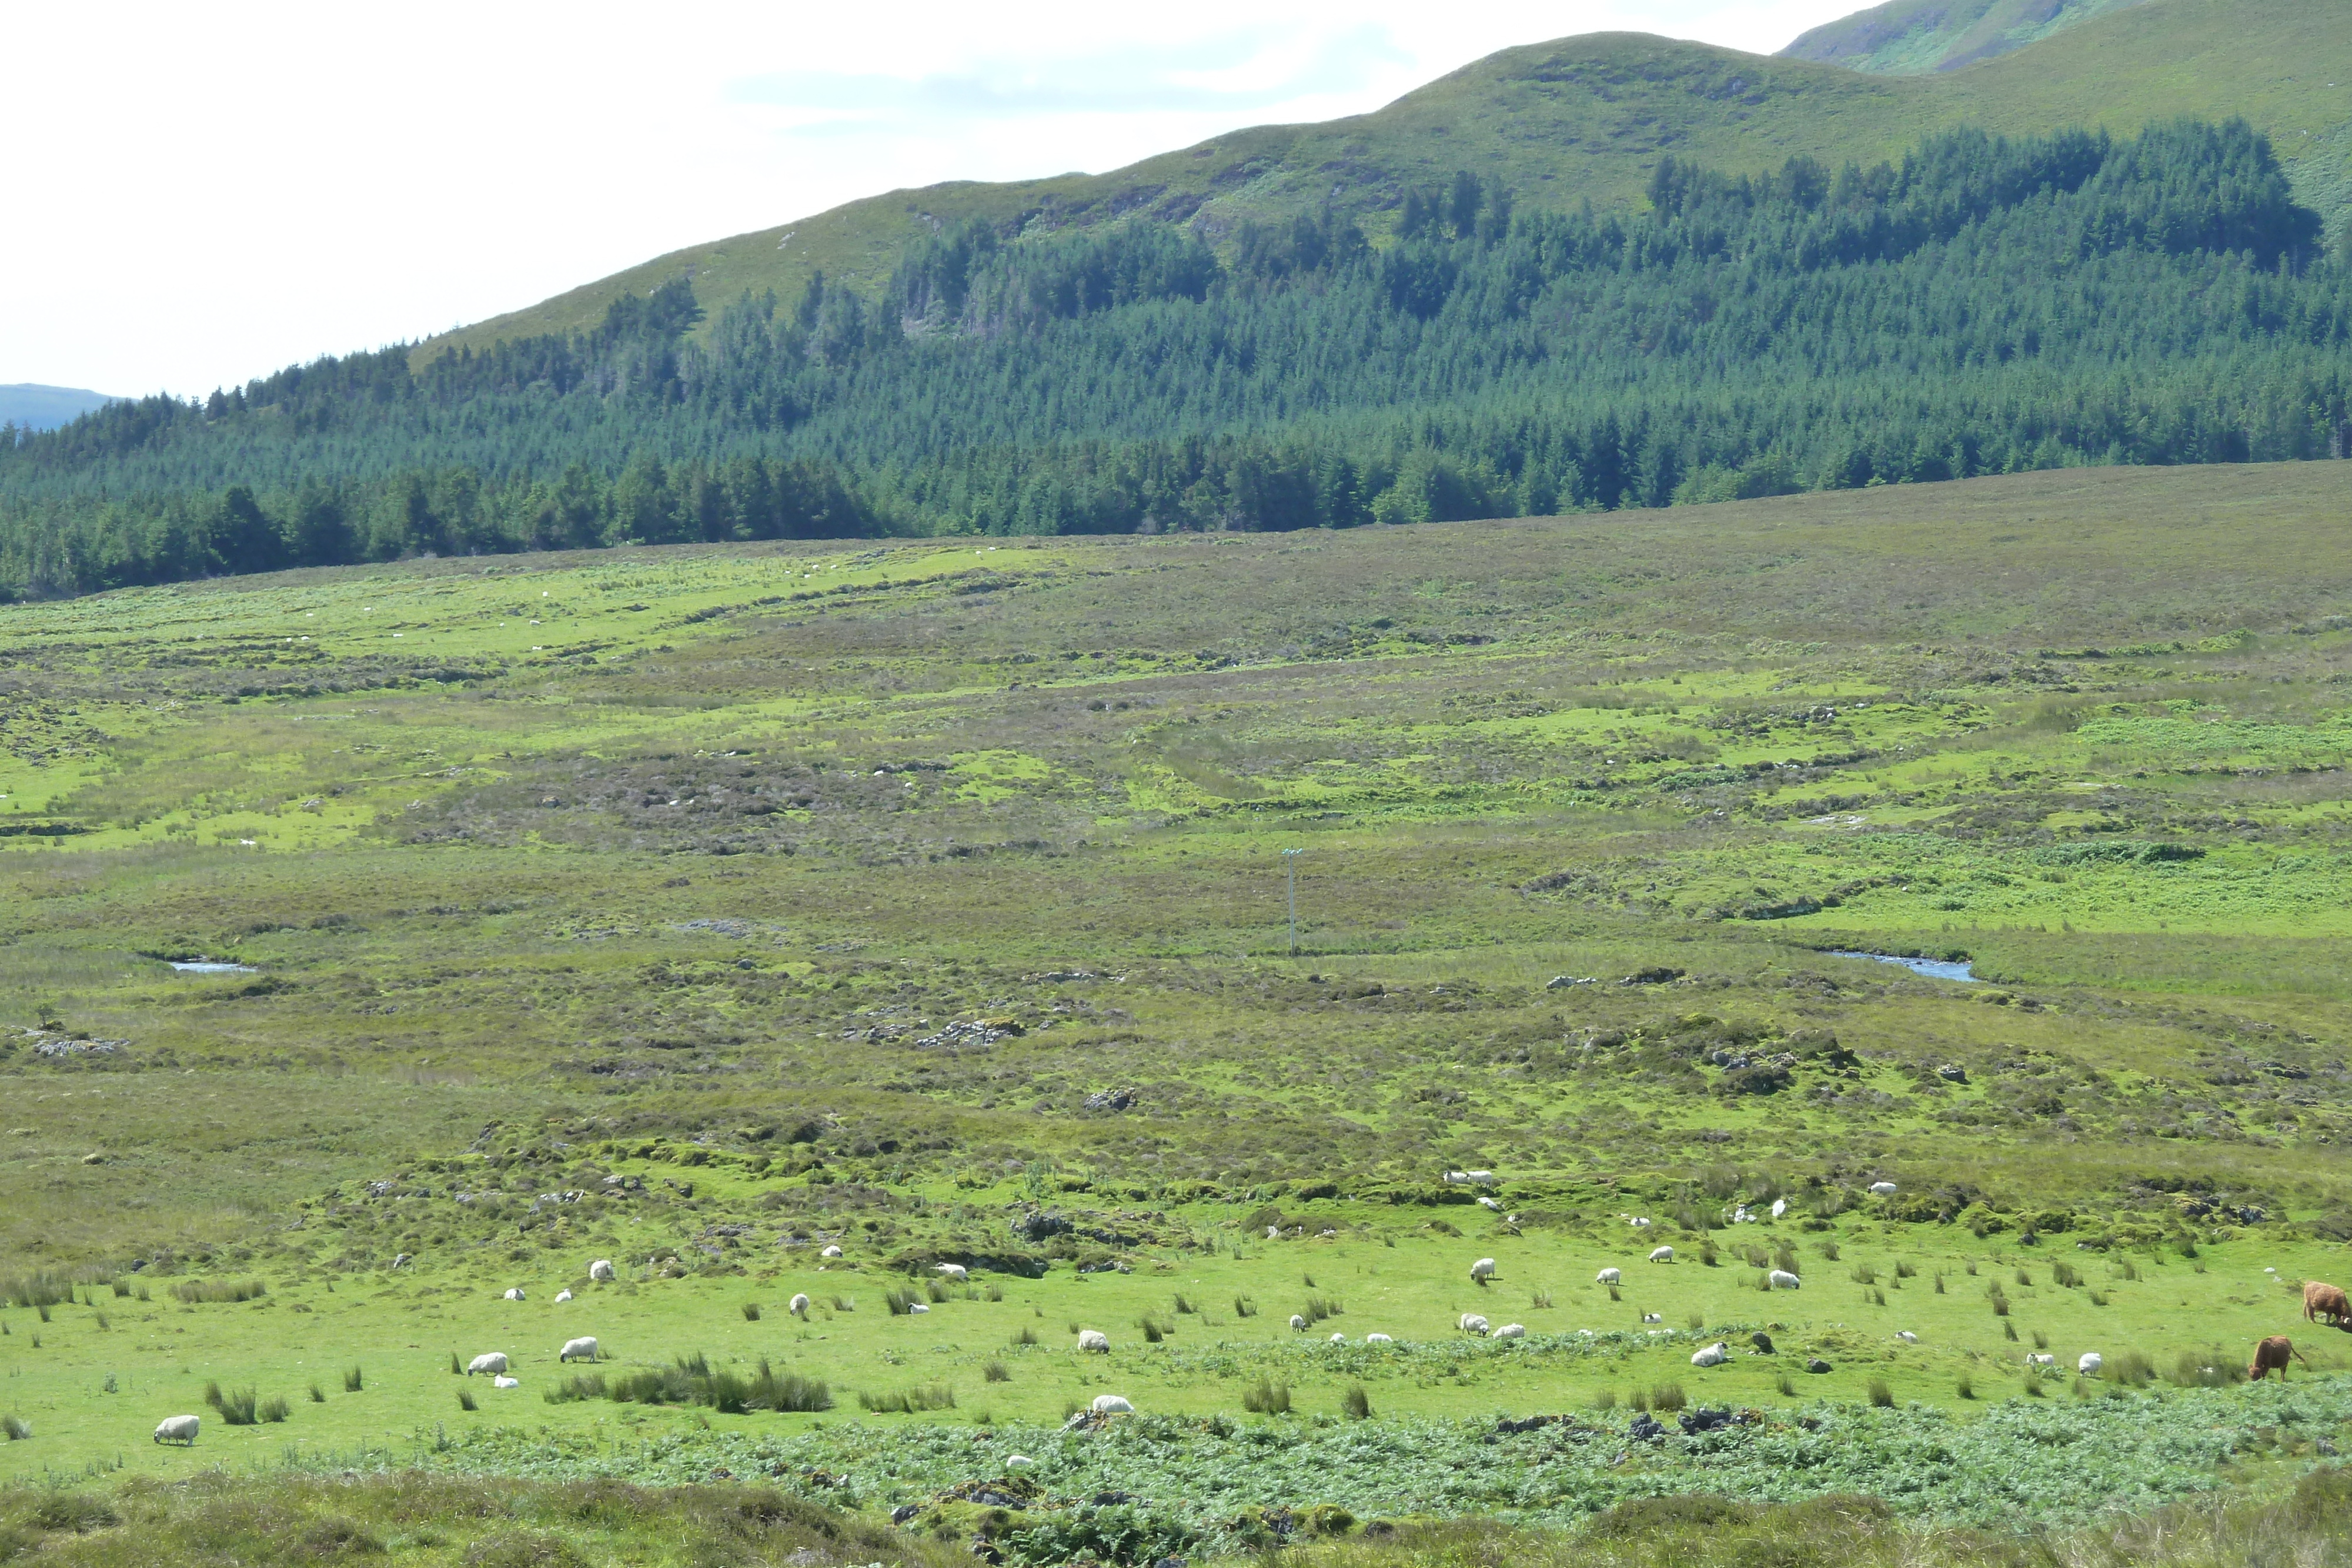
<box><xmin>2</xmin><ymin>466</ymin><xmax>2351</xmax><ymax>1540</ymax></box>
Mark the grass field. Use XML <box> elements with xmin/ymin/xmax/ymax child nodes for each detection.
<box><xmin>4</xmin><ymin>463</ymin><xmax>2351</xmax><ymax>1558</ymax></box>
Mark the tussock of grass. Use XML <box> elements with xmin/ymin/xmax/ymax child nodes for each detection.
<box><xmin>858</xmin><ymin>1384</ymin><xmax>954</xmax><ymax>1413</ymax></box>
<box><xmin>172</xmin><ymin>1279</ymin><xmax>266</xmax><ymax>1305</ymax></box>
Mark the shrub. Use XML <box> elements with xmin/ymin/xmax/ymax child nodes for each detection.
<box><xmin>2111</xmin><ymin>1349</ymin><xmax>2157</xmax><ymax>1387</ymax></box>
<box><xmin>741</xmin><ymin>1302</ymin><xmax>761</xmax><ymax>1322</ymax></box>
<box><xmin>2171</xmin><ymin>1350</ymin><xmax>2244</xmax><ymax>1388</ymax></box>
<box><xmin>1342</xmin><ymin>1384</ymin><xmax>1371</xmax><ymax>1420</ymax></box>
<box><xmin>987</xmin><ymin>1282</ymin><xmax>1004</xmax><ymax>1302</ymax></box>
<box><xmin>1172</xmin><ymin>1293</ymin><xmax>1195</xmax><ymax>1314</ymax></box>
<box><xmin>1010</xmin><ymin>1326</ymin><xmax>1038</xmax><ymax>1346</ymax></box>
<box><xmin>884</xmin><ymin>1288</ymin><xmax>919</xmax><ymax>1316</ymax></box>
<box><xmin>1867</xmin><ymin>1379</ymin><xmax>1895</xmax><ymax>1407</ymax></box>
<box><xmin>827</xmin><ymin>1295</ymin><xmax>853</xmax><ymax>1312</ymax></box>
<box><xmin>258</xmin><ymin>1395</ymin><xmax>290</xmax><ymax>1423</ymax></box>
<box><xmin>544</xmin><ymin>1375</ymin><xmax>607</xmax><ymax>1405</ymax></box>
<box><xmin>1649</xmin><ymin>1383</ymin><xmax>1687</xmax><ymax>1412</ymax></box>
<box><xmin>1818</xmin><ymin>1242</ymin><xmax>1842</xmax><ymax>1262</ymax></box>
<box><xmin>344</xmin><ymin>1366</ymin><xmax>364</xmax><ymax>1392</ymax></box>
<box><xmin>1299</xmin><ymin>1295</ymin><xmax>1342</xmax><ymax>1325</ymax></box>
<box><xmin>2053</xmin><ymin>1262</ymin><xmax>2083</xmax><ymax>1288</ymax></box>
<box><xmin>1242</xmin><ymin>1379</ymin><xmax>1292</xmax><ymax>1415</ymax></box>
<box><xmin>859</xmin><ymin>1385</ymin><xmax>954</xmax><ymax>1413</ymax></box>
<box><xmin>984</xmin><ymin>1360</ymin><xmax>1011</xmax><ymax>1383</ymax></box>
<box><xmin>1955</xmin><ymin>1375</ymin><xmax>1975</xmax><ymax>1400</ymax></box>
<box><xmin>1</xmin><ymin>1414</ymin><xmax>27</xmax><ymax>1440</ymax></box>
<box><xmin>1894</xmin><ymin>1261</ymin><xmax>1916</xmax><ymax>1279</ymax></box>
<box><xmin>1850</xmin><ymin>1263</ymin><xmax>1877</xmax><ymax>1285</ymax></box>
<box><xmin>308</xmin><ymin>1383</ymin><xmax>327</xmax><ymax>1403</ymax></box>
<box><xmin>1232</xmin><ymin>1295</ymin><xmax>1257</xmax><ymax>1319</ymax></box>
<box><xmin>456</xmin><ymin>1388</ymin><xmax>479</xmax><ymax>1412</ymax></box>
<box><xmin>207</xmin><ymin>1383</ymin><xmax>260</xmax><ymax>1425</ymax></box>
<box><xmin>1593</xmin><ymin>1388</ymin><xmax>1618</xmax><ymax>1412</ymax></box>
<box><xmin>1532</xmin><ymin>1290</ymin><xmax>1553</xmax><ymax>1309</ymax></box>
<box><xmin>173</xmin><ymin>1279</ymin><xmax>267</xmax><ymax>1305</ymax></box>
<box><xmin>1775</xmin><ymin>1375</ymin><xmax>1795</xmax><ymax>1398</ymax></box>
<box><xmin>450</xmin><ymin>1352</ymin><xmax>463</xmax><ymax>1375</ymax></box>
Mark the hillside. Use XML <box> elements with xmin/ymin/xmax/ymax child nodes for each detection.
<box><xmin>1779</xmin><ymin>0</ymin><xmax>2156</xmax><ymax>74</ymax></box>
<box><xmin>420</xmin><ymin>0</ymin><xmax>2352</xmax><ymax>361</ymax></box>
<box><xmin>0</xmin><ymin>383</ymin><xmax>115</xmax><ymax>431</ymax></box>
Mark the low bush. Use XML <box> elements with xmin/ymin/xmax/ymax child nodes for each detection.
<box><xmin>343</xmin><ymin>1366</ymin><xmax>364</xmax><ymax>1392</ymax></box>
<box><xmin>173</xmin><ymin>1278</ymin><xmax>267</xmax><ymax>1305</ymax></box>
<box><xmin>858</xmin><ymin>1385</ymin><xmax>954</xmax><ymax>1413</ymax></box>
<box><xmin>1243</xmin><ymin>1379</ymin><xmax>1292</xmax><ymax>1415</ymax></box>
<box><xmin>1343</xmin><ymin>1384</ymin><xmax>1371</xmax><ymax>1420</ymax></box>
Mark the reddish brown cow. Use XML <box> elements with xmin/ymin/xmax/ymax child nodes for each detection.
<box><xmin>2303</xmin><ymin>1281</ymin><xmax>2351</xmax><ymax>1326</ymax></box>
<box><xmin>2249</xmin><ymin>1335</ymin><xmax>2309</xmax><ymax>1381</ymax></box>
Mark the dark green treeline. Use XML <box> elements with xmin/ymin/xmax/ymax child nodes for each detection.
<box><xmin>4</xmin><ymin>117</ymin><xmax>2348</xmax><ymax>598</ymax></box>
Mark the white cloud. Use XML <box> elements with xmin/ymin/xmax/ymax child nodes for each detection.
<box><xmin>0</xmin><ymin>1</ymin><xmax>1864</xmax><ymax>397</ymax></box>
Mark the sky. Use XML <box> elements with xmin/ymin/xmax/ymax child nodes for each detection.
<box><xmin>2</xmin><ymin>1</ymin><xmax>1866</xmax><ymax>398</ymax></box>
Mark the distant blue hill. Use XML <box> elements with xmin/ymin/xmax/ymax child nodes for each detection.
<box><xmin>1</xmin><ymin>383</ymin><xmax>119</xmax><ymax>431</ymax></box>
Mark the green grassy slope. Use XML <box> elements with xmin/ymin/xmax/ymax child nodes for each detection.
<box><xmin>417</xmin><ymin>0</ymin><xmax>2352</xmax><ymax>367</ymax></box>
<box><xmin>1779</xmin><ymin>0</ymin><xmax>2157</xmax><ymax>74</ymax></box>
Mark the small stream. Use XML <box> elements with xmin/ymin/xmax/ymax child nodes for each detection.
<box><xmin>1829</xmin><ymin>950</ymin><xmax>1979</xmax><ymax>982</ymax></box>
<box><xmin>168</xmin><ymin>960</ymin><xmax>257</xmax><ymax>975</ymax></box>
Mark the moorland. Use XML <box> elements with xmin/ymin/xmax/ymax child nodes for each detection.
<box><xmin>2</xmin><ymin>463</ymin><xmax>2351</xmax><ymax>1563</ymax></box>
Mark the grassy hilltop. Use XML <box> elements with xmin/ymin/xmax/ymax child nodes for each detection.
<box><xmin>420</xmin><ymin>0</ymin><xmax>2352</xmax><ymax>362</ymax></box>
<box><xmin>1780</xmin><ymin>0</ymin><xmax>2159</xmax><ymax>73</ymax></box>
<box><xmin>3</xmin><ymin>464</ymin><xmax>2352</xmax><ymax>1557</ymax></box>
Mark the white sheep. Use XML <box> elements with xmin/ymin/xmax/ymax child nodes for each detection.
<box><xmin>391</xmin><ymin>1253</ymin><xmax>413</xmax><ymax>1271</ymax></box>
<box><xmin>1078</xmin><ymin>1329</ymin><xmax>1110</xmax><ymax>1353</ymax></box>
<box><xmin>1768</xmin><ymin>1270</ymin><xmax>1801</xmax><ymax>1290</ymax></box>
<box><xmin>1629</xmin><ymin>1216</ymin><xmax>1651</xmax><ymax>1229</ymax></box>
<box><xmin>555</xmin><ymin>1289</ymin><xmax>573</xmax><ymax>1303</ymax></box>
<box><xmin>1869</xmin><ymin>1181</ymin><xmax>1899</xmax><ymax>1196</ymax></box>
<box><xmin>1464</xmin><ymin>1170</ymin><xmax>1496</xmax><ymax>1184</ymax></box>
<box><xmin>1329</xmin><ymin>1332</ymin><xmax>1347</xmax><ymax>1343</ymax></box>
<box><xmin>790</xmin><ymin>1293</ymin><xmax>811</xmax><ymax>1319</ymax></box>
<box><xmin>493</xmin><ymin>1375</ymin><xmax>519</xmax><ymax>1389</ymax></box>
<box><xmin>820</xmin><ymin>1244</ymin><xmax>843</xmax><ymax>1258</ymax></box>
<box><xmin>1289</xmin><ymin>1313</ymin><xmax>1308</xmax><ymax>1332</ymax></box>
<box><xmin>1444</xmin><ymin>1171</ymin><xmax>1470</xmax><ymax>1184</ymax></box>
<box><xmin>1642</xmin><ymin>1313</ymin><xmax>1663</xmax><ymax>1323</ymax></box>
<box><xmin>1478</xmin><ymin>1196</ymin><xmax>1500</xmax><ymax>1210</ymax></box>
<box><xmin>1649</xmin><ymin>1245</ymin><xmax>1675</xmax><ymax>1263</ymax></box>
<box><xmin>1897</xmin><ymin>1330</ymin><xmax>1919</xmax><ymax>1343</ymax></box>
<box><xmin>2079</xmin><ymin>1352</ymin><xmax>2103</xmax><ymax>1376</ymax></box>
<box><xmin>1470</xmin><ymin>1257</ymin><xmax>1497</xmax><ymax>1282</ymax></box>
<box><xmin>1267</xmin><ymin>1225</ymin><xmax>1281</xmax><ymax>1240</ymax></box>
<box><xmin>909</xmin><ymin>1302</ymin><xmax>930</xmax><ymax>1314</ymax></box>
<box><xmin>2027</xmin><ymin>1353</ymin><xmax>2056</xmax><ymax>1368</ymax></box>
<box><xmin>559</xmin><ymin>1337</ymin><xmax>598</xmax><ymax>1363</ymax></box>
<box><xmin>503</xmin><ymin>1288</ymin><xmax>526</xmax><ymax>1302</ymax></box>
<box><xmin>1691</xmin><ymin>1342</ymin><xmax>1729</xmax><ymax>1368</ymax></box>
<box><xmin>1090</xmin><ymin>1394</ymin><xmax>1133</xmax><ymax>1414</ymax></box>
<box><xmin>589</xmin><ymin>1259</ymin><xmax>616</xmax><ymax>1282</ymax></box>
<box><xmin>1365</xmin><ymin>1333</ymin><xmax>1393</xmax><ymax>1345</ymax></box>
<box><xmin>1770</xmin><ymin>1198</ymin><xmax>1788</xmax><ymax>1219</ymax></box>
<box><xmin>467</xmin><ymin>1353</ymin><xmax>509</xmax><ymax>1377</ymax></box>
<box><xmin>1596</xmin><ymin>1268</ymin><xmax>1622</xmax><ymax>1285</ymax></box>
<box><xmin>1007</xmin><ymin>1455</ymin><xmax>1034</xmax><ymax>1467</ymax></box>
<box><xmin>153</xmin><ymin>1414</ymin><xmax>199</xmax><ymax>1445</ymax></box>
<box><xmin>1459</xmin><ymin>1313</ymin><xmax>1489</xmax><ymax>1335</ymax></box>
<box><xmin>1494</xmin><ymin>1323</ymin><xmax>1526</xmax><ymax>1339</ymax></box>
<box><xmin>936</xmin><ymin>1263</ymin><xmax>968</xmax><ymax>1283</ymax></box>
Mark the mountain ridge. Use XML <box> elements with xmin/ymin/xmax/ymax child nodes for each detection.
<box><xmin>1779</xmin><ymin>0</ymin><xmax>2158</xmax><ymax>74</ymax></box>
<box><xmin>415</xmin><ymin>0</ymin><xmax>2352</xmax><ymax>369</ymax></box>
<box><xmin>0</xmin><ymin>383</ymin><xmax>118</xmax><ymax>432</ymax></box>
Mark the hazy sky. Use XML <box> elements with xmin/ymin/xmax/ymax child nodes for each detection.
<box><xmin>5</xmin><ymin>1</ymin><xmax>1863</xmax><ymax>397</ymax></box>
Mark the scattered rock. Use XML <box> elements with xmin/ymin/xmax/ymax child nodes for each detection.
<box><xmin>1083</xmin><ymin>1088</ymin><xmax>1138</xmax><ymax>1112</ymax></box>
<box><xmin>1806</xmin><ymin>1358</ymin><xmax>1832</xmax><ymax>1373</ymax></box>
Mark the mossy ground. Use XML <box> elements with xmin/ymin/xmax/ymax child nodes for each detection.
<box><xmin>2</xmin><ymin>465</ymin><xmax>2351</xmax><ymax>1543</ymax></box>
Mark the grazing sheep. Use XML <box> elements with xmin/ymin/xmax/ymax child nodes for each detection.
<box><xmin>1768</xmin><ymin>1270</ymin><xmax>1801</xmax><ymax>1290</ymax></box>
<box><xmin>589</xmin><ymin>1259</ymin><xmax>616</xmax><ymax>1282</ymax></box>
<box><xmin>2078</xmin><ymin>1352</ymin><xmax>2103</xmax><ymax>1376</ymax></box>
<box><xmin>559</xmin><ymin>1338</ymin><xmax>598</xmax><ymax>1364</ymax></box>
<box><xmin>909</xmin><ymin>1302</ymin><xmax>930</xmax><ymax>1314</ymax></box>
<box><xmin>820</xmin><ymin>1245</ymin><xmax>843</xmax><ymax>1259</ymax></box>
<box><xmin>2027</xmin><ymin>1353</ymin><xmax>2055</xmax><ymax>1367</ymax></box>
<box><xmin>1078</xmin><ymin>1330</ymin><xmax>1110</xmax><ymax>1353</ymax></box>
<box><xmin>493</xmin><ymin>1376</ymin><xmax>519</xmax><ymax>1389</ymax></box>
<box><xmin>1459</xmin><ymin>1313</ymin><xmax>1490</xmax><ymax>1335</ymax></box>
<box><xmin>1629</xmin><ymin>1216</ymin><xmax>1651</xmax><ymax>1229</ymax></box>
<box><xmin>391</xmin><ymin>1253</ymin><xmax>413</xmax><ymax>1271</ymax></box>
<box><xmin>2303</xmin><ymin>1281</ymin><xmax>2351</xmax><ymax>1326</ymax></box>
<box><xmin>503</xmin><ymin>1288</ymin><xmax>525</xmax><ymax>1302</ymax></box>
<box><xmin>1444</xmin><ymin>1172</ymin><xmax>1470</xmax><ymax>1184</ymax></box>
<box><xmin>2249</xmin><ymin>1336</ymin><xmax>2309</xmax><ymax>1382</ymax></box>
<box><xmin>554</xmin><ymin>1289</ymin><xmax>573</xmax><ymax>1303</ymax></box>
<box><xmin>790</xmin><ymin>1293</ymin><xmax>811</xmax><ymax>1319</ymax></box>
<box><xmin>1464</xmin><ymin>1171</ymin><xmax>1496</xmax><ymax>1185</ymax></box>
<box><xmin>1365</xmin><ymin>1333</ymin><xmax>1393</xmax><ymax>1345</ymax></box>
<box><xmin>1642</xmin><ymin>1313</ymin><xmax>1663</xmax><ymax>1323</ymax></box>
<box><xmin>1770</xmin><ymin>1198</ymin><xmax>1788</xmax><ymax>1219</ymax></box>
<box><xmin>1596</xmin><ymin>1268</ymin><xmax>1622</xmax><ymax>1285</ymax></box>
<box><xmin>1470</xmin><ymin>1258</ymin><xmax>1497</xmax><ymax>1283</ymax></box>
<box><xmin>1869</xmin><ymin>1182</ymin><xmax>1899</xmax><ymax>1196</ymax></box>
<box><xmin>1330</xmin><ymin>1332</ymin><xmax>1347</xmax><ymax>1343</ymax></box>
<box><xmin>1267</xmin><ymin>1226</ymin><xmax>1281</xmax><ymax>1240</ymax></box>
<box><xmin>153</xmin><ymin>1414</ymin><xmax>200</xmax><ymax>1445</ymax></box>
<box><xmin>1494</xmin><ymin>1323</ymin><xmax>1526</xmax><ymax>1339</ymax></box>
<box><xmin>1289</xmin><ymin>1314</ymin><xmax>1308</xmax><ymax>1332</ymax></box>
<box><xmin>1649</xmin><ymin>1246</ymin><xmax>1675</xmax><ymax>1263</ymax></box>
<box><xmin>1897</xmin><ymin>1330</ymin><xmax>1919</xmax><ymax>1343</ymax></box>
<box><xmin>1691</xmin><ymin>1342</ymin><xmax>1729</xmax><ymax>1368</ymax></box>
<box><xmin>936</xmin><ymin>1263</ymin><xmax>968</xmax><ymax>1283</ymax></box>
<box><xmin>1007</xmin><ymin>1455</ymin><xmax>1034</xmax><ymax>1467</ymax></box>
<box><xmin>1090</xmin><ymin>1394</ymin><xmax>1134</xmax><ymax>1414</ymax></box>
<box><xmin>467</xmin><ymin>1353</ymin><xmax>509</xmax><ymax>1377</ymax></box>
